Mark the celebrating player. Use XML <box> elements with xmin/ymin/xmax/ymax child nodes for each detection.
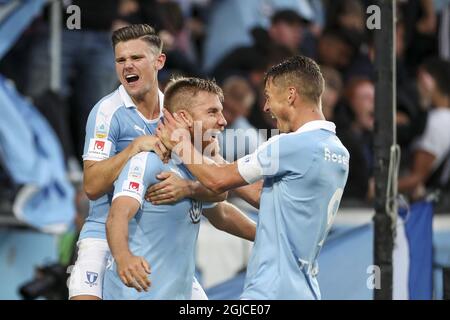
<box><xmin>103</xmin><ymin>77</ymin><xmax>255</xmax><ymax>299</ymax></box>
<box><xmin>157</xmin><ymin>56</ymin><xmax>350</xmax><ymax>299</ymax></box>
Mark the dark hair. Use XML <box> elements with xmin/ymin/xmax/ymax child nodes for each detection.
<box><xmin>264</xmin><ymin>55</ymin><xmax>325</xmax><ymax>104</ymax></box>
<box><xmin>111</xmin><ymin>24</ymin><xmax>163</xmax><ymax>53</ymax></box>
<box><xmin>164</xmin><ymin>77</ymin><xmax>224</xmax><ymax>112</ymax></box>
<box><xmin>422</xmin><ymin>57</ymin><xmax>450</xmax><ymax>96</ymax></box>
<box><xmin>271</xmin><ymin>9</ymin><xmax>309</xmax><ymax>26</ymax></box>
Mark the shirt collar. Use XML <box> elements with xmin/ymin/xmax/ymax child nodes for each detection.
<box><xmin>295</xmin><ymin>120</ymin><xmax>336</xmax><ymax>134</ymax></box>
<box><xmin>118</xmin><ymin>84</ymin><xmax>165</xmax><ymax>118</ymax></box>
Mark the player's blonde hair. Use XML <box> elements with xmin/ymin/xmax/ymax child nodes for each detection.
<box><xmin>163</xmin><ymin>76</ymin><xmax>224</xmax><ymax>113</ymax></box>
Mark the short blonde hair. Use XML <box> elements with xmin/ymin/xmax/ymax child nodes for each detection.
<box><xmin>164</xmin><ymin>76</ymin><xmax>224</xmax><ymax>113</ymax></box>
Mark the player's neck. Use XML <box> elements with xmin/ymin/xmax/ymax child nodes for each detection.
<box><xmin>290</xmin><ymin>105</ymin><xmax>325</xmax><ymax>132</ymax></box>
<box><xmin>133</xmin><ymin>86</ymin><xmax>160</xmax><ymax>120</ymax></box>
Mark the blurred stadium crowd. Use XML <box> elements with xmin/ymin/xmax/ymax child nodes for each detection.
<box><xmin>1</xmin><ymin>0</ymin><xmax>450</xmax><ymax>223</ymax></box>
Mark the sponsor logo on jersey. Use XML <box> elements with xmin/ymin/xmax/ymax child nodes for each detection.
<box><xmin>122</xmin><ymin>179</ymin><xmax>144</xmax><ymax>198</ymax></box>
<box><xmin>129</xmin><ymin>181</ymin><xmax>140</xmax><ymax>191</ymax></box>
<box><xmin>87</xmin><ymin>138</ymin><xmax>112</xmax><ymax>160</ymax></box>
<box><xmin>94</xmin><ymin>140</ymin><xmax>105</xmax><ymax>151</ymax></box>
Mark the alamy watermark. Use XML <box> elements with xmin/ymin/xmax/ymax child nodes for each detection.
<box><xmin>66</xmin><ymin>5</ymin><xmax>81</xmax><ymax>30</ymax></box>
<box><xmin>367</xmin><ymin>265</ymin><xmax>381</xmax><ymax>290</ymax></box>
<box><xmin>366</xmin><ymin>5</ymin><xmax>381</xmax><ymax>30</ymax></box>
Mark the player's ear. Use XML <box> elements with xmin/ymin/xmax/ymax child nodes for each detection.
<box><xmin>287</xmin><ymin>87</ymin><xmax>296</xmax><ymax>105</ymax></box>
<box><xmin>177</xmin><ymin>110</ymin><xmax>193</xmax><ymax>128</ymax></box>
<box><xmin>155</xmin><ymin>53</ymin><xmax>166</xmax><ymax>70</ymax></box>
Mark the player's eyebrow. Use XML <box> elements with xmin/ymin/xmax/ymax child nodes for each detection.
<box><xmin>207</xmin><ymin>106</ymin><xmax>220</xmax><ymax>113</ymax></box>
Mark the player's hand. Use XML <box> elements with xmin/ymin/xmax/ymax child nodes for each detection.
<box><xmin>156</xmin><ymin>110</ymin><xmax>191</xmax><ymax>151</ymax></box>
<box><xmin>132</xmin><ymin>135</ymin><xmax>170</xmax><ymax>163</ymax></box>
<box><xmin>145</xmin><ymin>171</ymin><xmax>193</xmax><ymax>205</ymax></box>
<box><xmin>116</xmin><ymin>254</ymin><xmax>151</xmax><ymax>292</ymax></box>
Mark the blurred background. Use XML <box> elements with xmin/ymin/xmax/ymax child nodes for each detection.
<box><xmin>0</xmin><ymin>0</ymin><xmax>450</xmax><ymax>300</ymax></box>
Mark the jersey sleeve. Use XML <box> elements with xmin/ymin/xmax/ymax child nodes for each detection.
<box><xmin>112</xmin><ymin>152</ymin><xmax>163</xmax><ymax>207</ymax></box>
<box><xmin>237</xmin><ymin>133</ymin><xmax>315</xmax><ymax>184</ymax></box>
<box><xmin>237</xmin><ymin>134</ymin><xmax>286</xmax><ymax>184</ymax></box>
<box><xmin>82</xmin><ymin>104</ymin><xmax>119</xmax><ymax>161</ymax></box>
<box><xmin>414</xmin><ymin>114</ymin><xmax>450</xmax><ymax>161</ymax></box>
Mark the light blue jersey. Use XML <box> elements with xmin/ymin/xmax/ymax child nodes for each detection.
<box><xmin>80</xmin><ymin>85</ymin><xmax>163</xmax><ymax>240</ymax></box>
<box><xmin>237</xmin><ymin>121</ymin><xmax>349</xmax><ymax>299</ymax></box>
<box><xmin>103</xmin><ymin>152</ymin><xmax>203</xmax><ymax>300</ymax></box>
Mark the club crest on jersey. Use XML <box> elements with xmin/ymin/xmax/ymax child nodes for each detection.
<box><xmin>85</xmin><ymin>271</ymin><xmax>98</xmax><ymax>287</ymax></box>
<box><xmin>189</xmin><ymin>200</ymin><xmax>202</xmax><ymax>224</ymax></box>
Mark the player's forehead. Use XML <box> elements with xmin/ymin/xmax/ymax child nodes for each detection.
<box><xmin>264</xmin><ymin>77</ymin><xmax>277</xmax><ymax>95</ymax></box>
<box><xmin>114</xmin><ymin>39</ymin><xmax>155</xmax><ymax>57</ymax></box>
<box><xmin>192</xmin><ymin>91</ymin><xmax>223</xmax><ymax>111</ymax></box>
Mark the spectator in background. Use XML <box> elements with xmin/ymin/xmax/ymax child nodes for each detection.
<box><xmin>246</xmin><ymin>45</ymin><xmax>293</xmax><ymax>134</ymax></box>
<box><xmin>202</xmin><ymin>0</ymin><xmax>317</xmax><ymax>72</ymax></box>
<box><xmin>25</xmin><ymin>0</ymin><xmax>124</xmax><ymax>158</ymax></box>
<box><xmin>321</xmin><ymin>66</ymin><xmax>343</xmax><ymax>122</ymax></box>
<box><xmin>211</xmin><ymin>9</ymin><xmax>309</xmax><ymax>81</ymax></box>
<box><xmin>399</xmin><ymin>58</ymin><xmax>450</xmax><ymax>199</ymax></box>
<box><xmin>337</xmin><ymin>77</ymin><xmax>375</xmax><ymax>201</ymax></box>
<box><xmin>395</xmin><ymin>14</ymin><xmax>428</xmax><ymax>153</ymax></box>
<box><xmin>318</xmin><ymin>27</ymin><xmax>374</xmax><ymax>83</ymax></box>
<box><xmin>398</xmin><ymin>0</ymin><xmax>438</xmax><ymax>73</ymax></box>
<box><xmin>136</xmin><ymin>0</ymin><xmax>203</xmax><ymax>81</ymax></box>
<box><xmin>325</xmin><ymin>0</ymin><xmax>366</xmax><ymax>34</ymax></box>
<box><xmin>315</xmin><ymin>28</ymin><xmax>357</xmax><ymax>73</ymax></box>
<box><xmin>218</xmin><ymin>76</ymin><xmax>265</xmax><ymax>162</ymax></box>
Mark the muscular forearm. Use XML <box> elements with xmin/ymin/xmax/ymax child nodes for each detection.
<box><xmin>178</xmin><ymin>143</ymin><xmax>246</xmax><ymax>193</ymax></box>
<box><xmin>190</xmin><ymin>181</ymin><xmax>228</xmax><ymax>202</ymax></box>
<box><xmin>232</xmin><ymin>181</ymin><xmax>263</xmax><ymax>209</ymax></box>
<box><xmin>84</xmin><ymin>143</ymin><xmax>137</xmax><ymax>200</ymax></box>
<box><xmin>106</xmin><ymin>200</ymin><xmax>139</xmax><ymax>261</ymax></box>
<box><xmin>205</xmin><ymin>202</ymin><xmax>256</xmax><ymax>241</ymax></box>
<box><xmin>106</xmin><ymin>212</ymin><xmax>132</xmax><ymax>262</ymax></box>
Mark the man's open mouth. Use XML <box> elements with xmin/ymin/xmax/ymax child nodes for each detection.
<box><xmin>125</xmin><ymin>74</ymin><xmax>140</xmax><ymax>83</ymax></box>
